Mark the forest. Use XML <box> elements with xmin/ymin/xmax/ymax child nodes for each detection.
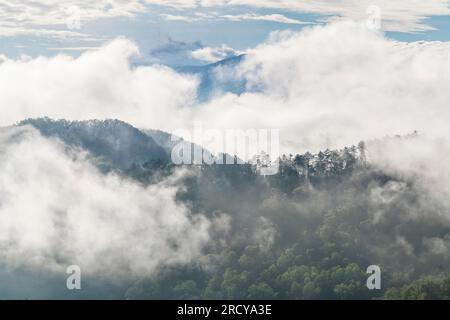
<box><xmin>11</xmin><ymin>119</ymin><xmax>450</xmax><ymax>300</ymax></box>
<box><xmin>123</xmin><ymin>139</ymin><xmax>450</xmax><ymax>299</ymax></box>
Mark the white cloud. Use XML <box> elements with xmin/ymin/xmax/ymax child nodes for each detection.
<box><xmin>0</xmin><ymin>0</ymin><xmax>147</xmax><ymax>37</ymax></box>
<box><xmin>160</xmin><ymin>12</ymin><xmax>309</xmax><ymax>25</ymax></box>
<box><xmin>227</xmin><ymin>0</ymin><xmax>450</xmax><ymax>32</ymax></box>
<box><xmin>160</xmin><ymin>14</ymin><xmax>202</xmax><ymax>22</ymax></box>
<box><xmin>366</xmin><ymin>134</ymin><xmax>450</xmax><ymax>222</ymax></box>
<box><xmin>47</xmin><ymin>46</ymin><xmax>101</xmax><ymax>52</ymax></box>
<box><xmin>182</xmin><ymin>23</ymin><xmax>450</xmax><ymax>222</ymax></box>
<box><xmin>0</xmin><ymin>38</ymin><xmax>199</xmax><ymax>130</ymax></box>
<box><xmin>147</xmin><ymin>0</ymin><xmax>450</xmax><ymax>32</ymax></box>
<box><xmin>2</xmin><ymin>0</ymin><xmax>450</xmax><ymax>36</ymax></box>
<box><xmin>3</xmin><ymin>19</ymin><xmax>450</xmax><ymax>278</ymax></box>
<box><xmin>3</xmin><ymin>21</ymin><xmax>450</xmax><ymax>161</ymax></box>
<box><xmin>0</xmin><ymin>0</ymin><xmax>145</xmax><ymax>26</ymax></box>
<box><xmin>185</xmin><ymin>22</ymin><xmax>450</xmax><ymax>157</ymax></box>
<box><xmin>220</xmin><ymin>13</ymin><xmax>310</xmax><ymax>25</ymax></box>
<box><xmin>191</xmin><ymin>44</ymin><xmax>242</xmax><ymax>63</ymax></box>
<box><xmin>0</xmin><ymin>26</ymin><xmax>88</xmax><ymax>38</ymax></box>
<box><xmin>0</xmin><ymin>125</ymin><xmax>221</xmax><ymax>277</ymax></box>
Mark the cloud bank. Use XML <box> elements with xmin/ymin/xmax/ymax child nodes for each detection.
<box><xmin>2</xmin><ymin>19</ymin><xmax>450</xmax><ymax>284</ymax></box>
<box><xmin>160</xmin><ymin>12</ymin><xmax>309</xmax><ymax>25</ymax></box>
<box><xmin>2</xmin><ymin>21</ymin><xmax>450</xmax><ymax>211</ymax></box>
<box><xmin>191</xmin><ymin>44</ymin><xmax>242</xmax><ymax>63</ymax></box>
<box><xmin>3</xmin><ymin>22</ymin><xmax>450</xmax><ymax>155</ymax></box>
<box><xmin>0</xmin><ymin>38</ymin><xmax>198</xmax><ymax>130</ymax></box>
<box><xmin>0</xmin><ymin>0</ymin><xmax>145</xmax><ymax>38</ymax></box>
<box><xmin>2</xmin><ymin>22</ymin><xmax>450</xmax><ymax>154</ymax></box>
<box><xmin>220</xmin><ymin>13</ymin><xmax>310</xmax><ymax>25</ymax></box>
<box><xmin>189</xmin><ymin>22</ymin><xmax>450</xmax><ymax>155</ymax></box>
<box><xmin>146</xmin><ymin>0</ymin><xmax>450</xmax><ymax>32</ymax></box>
<box><xmin>0</xmin><ymin>126</ymin><xmax>219</xmax><ymax>277</ymax></box>
<box><xmin>2</xmin><ymin>0</ymin><xmax>450</xmax><ymax>37</ymax></box>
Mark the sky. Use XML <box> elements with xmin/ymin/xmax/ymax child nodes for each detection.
<box><xmin>2</xmin><ymin>1</ymin><xmax>450</xmax><ymax>61</ymax></box>
<box><xmin>2</xmin><ymin>1</ymin><xmax>450</xmax><ymax>154</ymax></box>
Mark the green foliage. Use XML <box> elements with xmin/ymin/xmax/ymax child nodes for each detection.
<box><xmin>247</xmin><ymin>282</ymin><xmax>275</xmax><ymax>299</ymax></box>
<box><xmin>119</xmin><ymin>140</ymin><xmax>450</xmax><ymax>300</ymax></box>
<box><xmin>173</xmin><ymin>280</ymin><xmax>200</xmax><ymax>299</ymax></box>
<box><xmin>21</xmin><ymin>120</ymin><xmax>449</xmax><ymax>300</ymax></box>
<box><xmin>384</xmin><ymin>276</ymin><xmax>450</xmax><ymax>300</ymax></box>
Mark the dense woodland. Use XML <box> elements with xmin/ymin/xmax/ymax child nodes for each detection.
<box><xmin>19</xmin><ymin>119</ymin><xmax>450</xmax><ymax>300</ymax></box>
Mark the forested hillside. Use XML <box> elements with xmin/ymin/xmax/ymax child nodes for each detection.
<box><xmin>18</xmin><ymin>119</ymin><xmax>450</xmax><ymax>300</ymax></box>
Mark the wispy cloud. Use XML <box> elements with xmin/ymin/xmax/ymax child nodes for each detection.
<box><xmin>220</xmin><ymin>13</ymin><xmax>311</xmax><ymax>25</ymax></box>
<box><xmin>191</xmin><ymin>44</ymin><xmax>243</xmax><ymax>63</ymax></box>
<box><xmin>0</xmin><ymin>26</ymin><xmax>88</xmax><ymax>39</ymax></box>
<box><xmin>0</xmin><ymin>0</ymin><xmax>145</xmax><ymax>38</ymax></box>
<box><xmin>47</xmin><ymin>46</ymin><xmax>101</xmax><ymax>52</ymax></box>
<box><xmin>159</xmin><ymin>14</ymin><xmax>202</xmax><ymax>22</ymax></box>
<box><xmin>0</xmin><ymin>126</ymin><xmax>217</xmax><ymax>277</ymax></box>
<box><xmin>160</xmin><ymin>12</ymin><xmax>309</xmax><ymax>25</ymax></box>
<box><xmin>154</xmin><ymin>0</ymin><xmax>450</xmax><ymax>32</ymax></box>
<box><xmin>2</xmin><ymin>20</ymin><xmax>450</xmax><ymax>281</ymax></box>
<box><xmin>2</xmin><ymin>0</ymin><xmax>449</xmax><ymax>38</ymax></box>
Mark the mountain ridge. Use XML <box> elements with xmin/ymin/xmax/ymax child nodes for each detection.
<box><xmin>18</xmin><ymin>117</ymin><xmax>169</xmax><ymax>170</ymax></box>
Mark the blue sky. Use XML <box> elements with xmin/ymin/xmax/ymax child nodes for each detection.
<box><xmin>388</xmin><ymin>15</ymin><xmax>450</xmax><ymax>42</ymax></box>
<box><xmin>0</xmin><ymin>5</ymin><xmax>317</xmax><ymax>61</ymax></box>
<box><xmin>1</xmin><ymin>1</ymin><xmax>450</xmax><ymax>64</ymax></box>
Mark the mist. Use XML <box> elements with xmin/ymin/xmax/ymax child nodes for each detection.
<box><xmin>0</xmin><ymin>126</ymin><xmax>222</xmax><ymax>279</ymax></box>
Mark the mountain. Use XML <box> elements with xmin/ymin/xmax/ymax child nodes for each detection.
<box><xmin>5</xmin><ymin>119</ymin><xmax>447</xmax><ymax>300</ymax></box>
<box><xmin>148</xmin><ymin>39</ymin><xmax>204</xmax><ymax>66</ymax></box>
<box><xmin>175</xmin><ymin>54</ymin><xmax>245</xmax><ymax>73</ymax></box>
<box><xmin>132</xmin><ymin>48</ymin><xmax>246</xmax><ymax>103</ymax></box>
<box><xmin>134</xmin><ymin>54</ymin><xmax>246</xmax><ymax>102</ymax></box>
<box><xmin>18</xmin><ymin>118</ymin><xmax>169</xmax><ymax>170</ymax></box>
<box><xmin>175</xmin><ymin>55</ymin><xmax>246</xmax><ymax>102</ymax></box>
<box><xmin>144</xmin><ymin>128</ymin><xmax>240</xmax><ymax>166</ymax></box>
<box><xmin>17</xmin><ymin>118</ymin><xmax>240</xmax><ymax>172</ymax></box>
<box><xmin>143</xmin><ymin>129</ymin><xmax>183</xmax><ymax>156</ymax></box>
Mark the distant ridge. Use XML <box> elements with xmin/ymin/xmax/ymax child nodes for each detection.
<box><xmin>175</xmin><ymin>55</ymin><xmax>247</xmax><ymax>102</ymax></box>
<box><xmin>18</xmin><ymin>118</ymin><xmax>169</xmax><ymax>169</ymax></box>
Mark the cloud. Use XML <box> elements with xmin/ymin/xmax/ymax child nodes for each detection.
<box><xmin>367</xmin><ymin>135</ymin><xmax>450</xmax><ymax>216</ymax></box>
<box><xmin>0</xmin><ymin>125</ymin><xmax>222</xmax><ymax>277</ymax></box>
<box><xmin>220</xmin><ymin>13</ymin><xmax>310</xmax><ymax>25</ymax></box>
<box><xmin>3</xmin><ymin>1</ymin><xmax>450</xmax><ymax>36</ymax></box>
<box><xmin>191</xmin><ymin>44</ymin><xmax>242</xmax><ymax>63</ymax></box>
<box><xmin>160</xmin><ymin>14</ymin><xmax>202</xmax><ymax>22</ymax></box>
<box><xmin>160</xmin><ymin>12</ymin><xmax>309</xmax><ymax>25</ymax></box>
<box><xmin>147</xmin><ymin>0</ymin><xmax>450</xmax><ymax>32</ymax></box>
<box><xmin>0</xmin><ymin>0</ymin><xmax>145</xmax><ymax>26</ymax></box>
<box><xmin>0</xmin><ymin>0</ymin><xmax>146</xmax><ymax>38</ymax></box>
<box><xmin>0</xmin><ymin>27</ymin><xmax>88</xmax><ymax>39</ymax></box>
<box><xmin>3</xmin><ymin>19</ymin><xmax>450</xmax><ymax>283</ymax></box>
<box><xmin>186</xmin><ymin>21</ymin><xmax>450</xmax><ymax>236</ymax></box>
<box><xmin>0</xmin><ymin>38</ymin><xmax>199</xmax><ymax>130</ymax></box>
<box><xmin>227</xmin><ymin>0</ymin><xmax>450</xmax><ymax>32</ymax></box>
<box><xmin>150</xmin><ymin>38</ymin><xmax>203</xmax><ymax>56</ymax></box>
<box><xmin>3</xmin><ymin>21</ymin><xmax>450</xmax><ymax>162</ymax></box>
<box><xmin>184</xmin><ymin>22</ymin><xmax>450</xmax><ymax>157</ymax></box>
<box><xmin>47</xmin><ymin>47</ymin><xmax>101</xmax><ymax>52</ymax></box>
<box><xmin>148</xmin><ymin>38</ymin><xmax>206</xmax><ymax>65</ymax></box>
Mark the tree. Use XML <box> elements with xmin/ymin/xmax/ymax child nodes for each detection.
<box><xmin>173</xmin><ymin>280</ymin><xmax>200</xmax><ymax>299</ymax></box>
<box><xmin>247</xmin><ymin>282</ymin><xmax>275</xmax><ymax>299</ymax></box>
<box><xmin>221</xmin><ymin>269</ymin><xmax>249</xmax><ymax>299</ymax></box>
